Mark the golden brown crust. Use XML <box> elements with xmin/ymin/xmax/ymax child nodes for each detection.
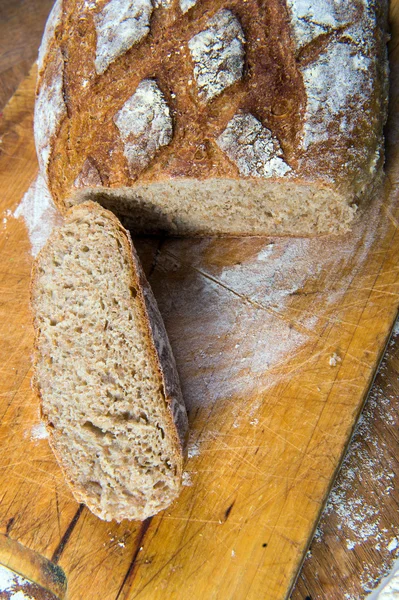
<box><xmin>43</xmin><ymin>0</ymin><xmax>305</xmax><ymax>202</ymax></box>
<box><xmin>37</xmin><ymin>0</ymin><xmax>389</xmax><ymax>233</ymax></box>
<box><xmin>31</xmin><ymin>201</ymin><xmax>188</xmax><ymax>521</ymax></box>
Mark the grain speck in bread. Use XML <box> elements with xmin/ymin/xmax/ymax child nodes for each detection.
<box><xmin>36</xmin><ymin>0</ymin><xmax>389</xmax><ymax>236</ymax></box>
<box><xmin>31</xmin><ymin>201</ymin><xmax>188</xmax><ymax>522</ymax></box>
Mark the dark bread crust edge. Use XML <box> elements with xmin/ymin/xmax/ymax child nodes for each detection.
<box><xmin>30</xmin><ymin>200</ymin><xmax>188</xmax><ymax>521</ymax></box>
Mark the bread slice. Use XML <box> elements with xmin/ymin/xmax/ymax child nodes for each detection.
<box><xmin>31</xmin><ymin>201</ymin><xmax>188</xmax><ymax>522</ymax></box>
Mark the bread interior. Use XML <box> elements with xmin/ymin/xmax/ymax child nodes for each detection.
<box><xmin>71</xmin><ymin>178</ymin><xmax>357</xmax><ymax>236</ymax></box>
<box><xmin>32</xmin><ymin>206</ymin><xmax>181</xmax><ymax>521</ymax></box>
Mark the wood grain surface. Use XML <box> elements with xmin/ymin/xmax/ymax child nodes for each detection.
<box><xmin>0</xmin><ymin>0</ymin><xmax>54</xmax><ymax>110</ymax></box>
<box><xmin>0</xmin><ymin>2</ymin><xmax>399</xmax><ymax>599</ymax></box>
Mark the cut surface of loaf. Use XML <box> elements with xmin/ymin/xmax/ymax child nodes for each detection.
<box><xmin>31</xmin><ymin>201</ymin><xmax>188</xmax><ymax>522</ymax></box>
<box><xmin>35</xmin><ymin>0</ymin><xmax>389</xmax><ymax>235</ymax></box>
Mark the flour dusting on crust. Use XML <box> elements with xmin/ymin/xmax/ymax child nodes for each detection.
<box><xmin>188</xmin><ymin>9</ymin><xmax>245</xmax><ymax>102</ymax></box>
<box><xmin>153</xmin><ymin>0</ymin><xmax>173</xmax><ymax>7</ymax></box>
<box><xmin>13</xmin><ymin>175</ymin><xmax>62</xmax><ymax>256</ymax></box>
<box><xmin>286</xmin><ymin>0</ymin><xmax>357</xmax><ymax>50</ymax></box>
<box><xmin>180</xmin><ymin>0</ymin><xmax>197</xmax><ymax>13</ymax></box>
<box><xmin>301</xmin><ymin>42</ymin><xmax>373</xmax><ymax>149</ymax></box>
<box><xmin>94</xmin><ymin>0</ymin><xmax>153</xmax><ymax>74</ymax></box>
<box><xmin>217</xmin><ymin>113</ymin><xmax>291</xmax><ymax>178</ymax></box>
<box><xmin>34</xmin><ymin>48</ymin><xmax>66</xmax><ymax>176</ymax></box>
<box><xmin>37</xmin><ymin>0</ymin><xmax>63</xmax><ymax>73</ymax></box>
<box><xmin>114</xmin><ymin>79</ymin><xmax>173</xmax><ymax>177</ymax></box>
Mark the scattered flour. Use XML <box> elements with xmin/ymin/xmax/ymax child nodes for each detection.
<box><xmin>107</xmin><ymin>532</ymin><xmax>128</xmax><ymax>549</ymax></box>
<box><xmin>217</xmin><ymin>113</ymin><xmax>291</xmax><ymax>178</ymax></box>
<box><xmin>13</xmin><ymin>174</ymin><xmax>62</xmax><ymax>256</ymax></box>
<box><xmin>306</xmin><ymin>322</ymin><xmax>399</xmax><ymax>597</ymax></box>
<box><xmin>187</xmin><ymin>441</ymin><xmax>200</xmax><ymax>459</ymax></box>
<box><xmin>367</xmin><ymin>558</ymin><xmax>399</xmax><ymax>600</ymax></box>
<box><xmin>1</xmin><ymin>209</ymin><xmax>12</xmax><ymax>228</ymax></box>
<box><xmin>182</xmin><ymin>471</ymin><xmax>192</xmax><ymax>486</ymax></box>
<box><xmin>329</xmin><ymin>352</ymin><xmax>341</xmax><ymax>367</ymax></box>
<box><xmin>153</xmin><ymin>190</ymin><xmax>383</xmax><ymax>409</ymax></box>
<box><xmin>30</xmin><ymin>422</ymin><xmax>49</xmax><ymax>441</ymax></box>
<box><xmin>188</xmin><ymin>9</ymin><xmax>245</xmax><ymax>102</ymax></box>
<box><xmin>256</xmin><ymin>243</ymin><xmax>275</xmax><ymax>261</ymax></box>
<box><xmin>319</xmin><ymin>388</ymin><xmax>396</xmax><ymax>549</ymax></box>
<box><xmin>157</xmin><ymin>257</ymin><xmax>307</xmax><ymax>404</ymax></box>
<box><xmin>392</xmin><ymin>318</ymin><xmax>399</xmax><ymax>338</ymax></box>
<box><xmin>0</xmin><ymin>565</ymin><xmax>34</xmax><ymax>598</ymax></box>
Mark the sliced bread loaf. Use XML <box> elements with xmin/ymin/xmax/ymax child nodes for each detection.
<box><xmin>31</xmin><ymin>201</ymin><xmax>188</xmax><ymax>522</ymax></box>
<box><xmin>35</xmin><ymin>0</ymin><xmax>389</xmax><ymax>236</ymax></box>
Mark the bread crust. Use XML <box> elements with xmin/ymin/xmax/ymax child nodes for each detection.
<box><xmin>35</xmin><ymin>0</ymin><xmax>389</xmax><ymax>235</ymax></box>
<box><xmin>31</xmin><ymin>201</ymin><xmax>188</xmax><ymax>521</ymax></box>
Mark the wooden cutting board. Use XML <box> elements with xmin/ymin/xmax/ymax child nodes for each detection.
<box><xmin>1</xmin><ymin>10</ymin><xmax>399</xmax><ymax>597</ymax></box>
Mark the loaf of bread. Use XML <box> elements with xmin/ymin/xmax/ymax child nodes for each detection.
<box><xmin>35</xmin><ymin>0</ymin><xmax>389</xmax><ymax>236</ymax></box>
<box><xmin>31</xmin><ymin>201</ymin><xmax>188</xmax><ymax>521</ymax></box>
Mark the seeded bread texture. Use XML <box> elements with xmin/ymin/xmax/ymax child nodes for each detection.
<box><xmin>31</xmin><ymin>201</ymin><xmax>188</xmax><ymax>522</ymax></box>
<box><xmin>35</xmin><ymin>0</ymin><xmax>389</xmax><ymax>235</ymax></box>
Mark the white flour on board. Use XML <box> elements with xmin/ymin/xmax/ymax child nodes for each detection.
<box><xmin>187</xmin><ymin>440</ymin><xmax>200</xmax><ymax>459</ymax></box>
<box><xmin>8</xmin><ymin>170</ymin><xmax>396</xmax><ymax>597</ymax></box>
<box><xmin>367</xmin><ymin>558</ymin><xmax>399</xmax><ymax>600</ymax></box>
<box><xmin>13</xmin><ymin>174</ymin><xmax>62</xmax><ymax>256</ymax></box>
<box><xmin>0</xmin><ymin>564</ymin><xmax>34</xmax><ymax>598</ymax></box>
<box><xmin>156</xmin><ymin>192</ymin><xmax>384</xmax><ymax>412</ymax></box>
<box><xmin>216</xmin><ymin>200</ymin><xmax>379</xmax><ymax>316</ymax></box>
<box><xmin>182</xmin><ymin>471</ymin><xmax>192</xmax><ymax>486</ymax></box>
<box><xmin>30</xmin><ymin>422</ymin><xmax>49</xmax><ymax>441</ymax></box>
<box><xmin>308</xmin><ymin>317</ymin><xmax>399</xmax><ymax>598</ymax></box>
